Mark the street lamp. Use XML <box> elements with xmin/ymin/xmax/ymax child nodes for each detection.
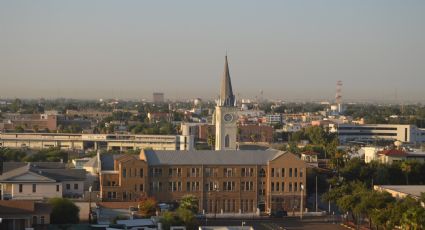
<box><xmin>88</xmin><ymin>186</ymin><xmax>92</xmax><ymax>224</ymax></box>
<box><xmin>300</xmin><ymin>184</ymin><xmax>304</xmax><ymax>220</ymax></box>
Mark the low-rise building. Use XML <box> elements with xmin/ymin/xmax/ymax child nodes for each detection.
<box><xmin>374</xmin><ymin>185</ymin><xmax>425</xmax><ymax>202</ymax></box>
<box><xmin>99</xmin><ymin>150</ymin><xmax>307</xmax><ymax>215</ymax></box>
<box><xmin>330</xmin><ymin>124</ymin><xmax>425</xmax><ymax>145</ymax></box>
<box><xmin>300</xmin><ymin>151</ymin><xmax>319</xmax><ymax>167</ymax></box>
<box><xmin>0</xmin><ymin>200</ymin><xmax>52</xmax><ymax>230</ymax></box>
<box><xmin>0</xmin><ymin>132</ymin><xmax>194</xmax><ymax>151</ymax></box>
<box><xmin>0</xmin><ymin>162</ymin><xmax>86</xmax><ymax>200</ymax></box>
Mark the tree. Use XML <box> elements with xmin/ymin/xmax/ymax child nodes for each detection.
<box><xmin>401</xmin><ymin>161</ymin><xmax>412</xmax><ymax>185</ymax></box>
<box><xmin>179</xmin><ymin>194</ymin><xmax>198</xmax><ymax>213</ymax></box>
<box><xmin>176</xmin><ymin>207</ymin><xmax>198</xmax><ymax>229</ymax></box>
<box><xmin>49</xmin><ymin>198</ymin><xmax>80</xmax><ymax>224</ymax></box>
<box><xmin>138</xmin><ymin>197</ymin><xmax>157</xmax><ymax>218</ymax></box>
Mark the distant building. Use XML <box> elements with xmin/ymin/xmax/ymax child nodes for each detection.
<box><xmin>153</xmin><ymin>92</ymin><xmax>164</xmax><ymax>104</ymax></box>
<box><xmin>330</xmin><ymin>124</ymin><xmax>425</xmax><ymax>144</ymax></box>
<box><xmin>300</xmin><ymin>151</ymin><xmax>319</xmax><ymax>167</ymax></box>
<box><xmin>364</xmin><ymin>146</ymin><xmax>425</xmax><ymax>164</ymax></box>
<box><xmin>363</xmin><ymin>146</ymin><xmax>384</xmax><ymax>163</ymax></box>
<box><xmin>0</xmin><ymin>113</ymin><xmax>57</xmax><ymax>131</ymax></box>
<box><xmin>374</xmin><ymin>185</ymin><xmax>425</xmax><ymax>203</ymax></box>
<box><xmin>265</xmin><ymin>114</ymin><xmax>282</xmax><ymax>125</ymax></box>
<box><xmin>66</xmin><ymin>109</ymin><xmax>113</xmax><ymax>120</ymax></box>
<box><xmin>377</xmin><ymin>149</ymin><xmax>425</xmax><ymax>164</ymax></box>
<box><xmin>0</xmin><ymin>133</ymin><xmax>194</xmax><ymax>151</ymax></box>
<box><xmin>147</xmin><ymin>112</ymin><xmax>173</xmax><ymax>123</ymax></box>
<box><xmin>238</xmin><ymin>124</ymin><xmax>273</xmax><ymax>143</ymax></box>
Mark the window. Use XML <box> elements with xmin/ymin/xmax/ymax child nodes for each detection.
<box><xmin>74</xmin><ymin>184</ymin><xmax>78</xmax><ymax>190</ymax></box>
<box><xmin>122</xmin><ymin>168</ymin><xmax>127</xmax><ymax>178</ymax></box>
<box><xmin>300</xmin><ymin>168</ymin><xmax>303</xmax><ymax>177</ymax></box>
<box><xmin>66</xmin><ymin>184</ymin><xmax>71</xmax><ymax>190</ymax></box>
<box><xmin>189</xmin><ymin>168</ymin><xmax>200</xmax><ymax>177</ymax></box>
<box><xmin>271</xmin><ymin>182</ymin><xmax>275</xmax><ymax>191</ymax></box>
<box><xmin>186</xmin><ymin>182</ymin><xmax>191</xmax><ymax>191</ymax></box>
<box><xmin>223</xmin><ymin>181</ymin><xmax>235</xmax><ymax>191</ymax></box>
<box><xmin>271</xmin><ymin>168</ymin><xmax>275</xmax><ymax>177</ymax></box>
<box><xmin>140</xmin><ymin>168</ymin><xmax>144</xmax><ymax>177</ymax></box>
<box><xmin>259</xmin><ymin>168</ymin><xmax>266</xmax><ymax>177</ymax></box>
<box><xmin>294</xmin><ymin>168</ymin><xmax>298</xmax><ymax>177</ymax></box>
<box><xmin>40</xmin><ymin>216</ymin><xmax>45</xmax><ymax>225</ymax></box>
<box><xmin>56</xmin><ymin>185</ymin><xmax>60</xmax><ymax>192</ymax></box>
<box><xmin>281</xmin><ymin>182</ymin><xmax>285</xmax><ymax>192</ymax></box>
<box><xmin>224</xmin><ymin>168</ymin><xmax>234</xmax><ymax>177</ymax></box>
<box><xmin>32</xmin><ymin>184</ymin><xmax>36</xmax><ymax>193</ymax></box>
<box><xmin>225</xmin><ymin>135</ymin><xmax>230</xmax><ymax>148</ymax></box>
<box><xmin>281</xmin><ymin>168</ymin><xmax>285</xmax><ymax>177</ymax></box>
<box><xmin>19</xmin><ymin>184</ymin><xmax>23</xmax><ymax>193</ymax></box>
<box><xmin>276</xmin><ymin>182</ymin><xmax>280</xmax><ymax>191</ymax></box>
<box><xmin>241</xmin><ymin>168</ymin><xmax>254</xmax><ymax>177</ymax></box>
<box><xmin>33</xmin><ymin>216</ymin><xmax>37</xmax><ymax>225</ymax></box>
<box><xmin>140</xmin><ymin>184</ymin><xmax>144</xmax><ymax>192</ymax></box>
<box><xmin>289</xmin><ymin>168</ymin><xmax>293</xmax><ymax>177</ymax></box>
<box><xmin>294</xmin><ymin>182</ymin><xmax>298</xmax><ymax>192</ymax></box>
<box><xmin>289</xmin><ymin>182</ymin><xmax>292</xmax><ymax>192</ymax></box>
<box><xmin>150</xmin><ymin>168</ymin><xmax>162</xmax><ymax>177</ymax></box>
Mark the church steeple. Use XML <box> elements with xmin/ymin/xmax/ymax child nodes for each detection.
<box><xmin>219</xmin><ymin>55</ymin><xmax>236</xmax><ymax>107</ymax></box>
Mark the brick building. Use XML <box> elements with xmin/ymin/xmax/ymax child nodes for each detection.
<box><xmin>99</xmin><ymin>150</ymin><xmax>306</xmax><ymax>214</ymax></box>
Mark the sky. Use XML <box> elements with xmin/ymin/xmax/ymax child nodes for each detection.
<box><xmin>1</xmin><ymin>0</ymin><xmax>424</xmax><ymax>103</ymax></box>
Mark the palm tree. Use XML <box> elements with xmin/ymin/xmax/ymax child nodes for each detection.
<box><xmin>401</xmin><ymin>162</ymin><xmax>411</xmax><ymax>185</ymax></box>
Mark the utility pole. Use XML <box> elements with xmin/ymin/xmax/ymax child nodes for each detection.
<box><xmin>300</xmin><ymin>184</ymin><xmax>304</xmax><ymax>220</ymax></box>
<box><xmin>328</xmin><ymin>184</ymin><xmax>331</xmax><ymax>214</ymax></box>
<box><xmin>88</xmin><ymin>186</ymin><xmax>92</xmax><ymax>224</ymax></box>
<box><xmin>315</xmin><ymin>176</ymin><xmax>318</xmax><ymax>212</ymax></box>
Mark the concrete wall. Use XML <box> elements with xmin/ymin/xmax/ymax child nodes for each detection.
<box><xmin>10</xmin><ymin>183</ymin><xmax>62</xmax><ymax>200</ymax></box>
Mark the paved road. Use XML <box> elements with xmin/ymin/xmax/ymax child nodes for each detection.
<box><xmin>199</xmin><ymin>217</ymin><xmax>347</xmax><ymax>230</ymax></box>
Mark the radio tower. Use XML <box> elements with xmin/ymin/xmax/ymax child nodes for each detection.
<box><xmin>335</xmin><ymin>80</ymin><xmax>343</xmax><ymax>113</ymax></box>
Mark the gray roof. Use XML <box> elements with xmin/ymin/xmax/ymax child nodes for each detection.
<box><xmin>2</xmin><ymin>162</ymin><xmax>66</xmax><ymax>173</ymax></box>
<box><xmin>219</xmin><ymin>55</ymin><xmax>235</xmax><ymax>107</ymax></box>
<box><xmin>144</xmin><ymin>150</ymin><xmax>284</xmax><ymax>166</ymax></box>
<box><xmin>100</xmin><ymin>154</ymin><xmax>124</xmax><ymax>170</ymax></box>
<box><xmin>0</xmin><ymin>164</ymin><xmax>86</xmax><ymax>182</ymax></box>
<box><xmin>377</xmin><ymin>185</ymin><xmax>425</xmax><ymax>198</ymax></box>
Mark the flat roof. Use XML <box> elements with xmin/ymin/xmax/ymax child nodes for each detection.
<box><xmin>376</xmin><ymin>185</ymin><xmax>425</xmax><ymax>198</ymax></box>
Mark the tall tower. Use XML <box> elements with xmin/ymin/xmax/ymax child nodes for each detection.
<box><xmin>215</xmin><ymin>55</ymin><xmax>238</xmax><ymax>151</ymax></box>
<box><xmin>335</xmin><ymin>80</ymin><xmax>343</xmax><ymax>113</ymax></box>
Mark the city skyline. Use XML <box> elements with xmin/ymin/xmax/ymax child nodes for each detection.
<box><xmin>1</xmin><ymin>1</ymin><xmax>424</xmax><ymax>102</ymax></box>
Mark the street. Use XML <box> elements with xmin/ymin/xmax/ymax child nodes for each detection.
<box><xmin>198</xmin><ymin>216</ymin><xmax>347</xmax><ymax>230</ymax></box>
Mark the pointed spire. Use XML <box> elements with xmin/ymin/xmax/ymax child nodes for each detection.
<box><xmin>219</xmin><ymin>55</ymin><xmax>236</xmax><ymax>107</ymax></box>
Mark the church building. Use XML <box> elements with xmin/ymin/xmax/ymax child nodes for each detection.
<box><xmin>215</xmin><ymin>55</ymin><xmax>238</xmax><ymax>151</ymax></box>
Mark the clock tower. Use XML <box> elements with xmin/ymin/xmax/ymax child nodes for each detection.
<box><xmin>215</xmin><ymin>55</ymin><xmax>238</xmax><ymax>151</ymax></box>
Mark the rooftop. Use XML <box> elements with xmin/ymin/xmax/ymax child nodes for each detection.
<box><xmin>143</xmin><ymin>150</ymin><xmax>284</xmax><ymax>166</ymax></box>
<box><xmin>378</xmin><ymin>149</ymin><xmax>407</xmax><ymax>157</ymax></box>
<box><xmin>375</xmin><ymin>185</ymin><xmax>425</xmax><ymax>198</ymax></box>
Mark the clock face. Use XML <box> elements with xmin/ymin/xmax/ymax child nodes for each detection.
<box><xmin>223</xmin><ymin>113</ymin><xmax>233</xmax><ymax>122</ymax></box>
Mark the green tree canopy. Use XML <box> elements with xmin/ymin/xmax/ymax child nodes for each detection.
<box><xmin>49</xmin><ymin>198</ymin><xmax>80</xmax><ymax>224</ymax></box>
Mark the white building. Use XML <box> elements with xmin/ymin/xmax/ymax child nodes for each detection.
<box><xmin>330</xmin><ymin>124</ymin><xmax>425</xmax><ymax>144</ymax></box>
<box><xmin>0</xmin><ymin>162</ymin><xmax>86</xmax><ymax>200</ymax></box>
<box><xmin>0</xmin><ymin>132</ymin><xmax>194</xmax><ymax>151</ymax></box>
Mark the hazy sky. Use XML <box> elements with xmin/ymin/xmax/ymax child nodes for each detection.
<box><xmin>1</xmin><ymin>1</ymin><xmax>424</xmax><ymax>102</ymax></box>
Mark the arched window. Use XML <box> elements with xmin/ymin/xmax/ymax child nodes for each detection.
<box><xmin>225</xmin><ymin>134</ymin><xmax>230</xmax><ymax>148</ymax></box>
